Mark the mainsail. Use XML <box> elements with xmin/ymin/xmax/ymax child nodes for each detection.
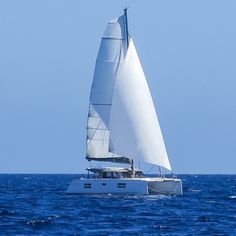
<box><xmin>86</xmin><ymin>15</ymin><xmax>130</xmax><ymax>164</ymax></box>
<box><xmin>86</xmin><ymin>12</ymin><xmax>171</xmax><ymax>171</ymax></box>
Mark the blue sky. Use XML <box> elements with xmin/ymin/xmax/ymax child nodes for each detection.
<box><xmin>0</xmin><ymin>0</ymin><xmax>235</xmax><ymax>174</ymax></box>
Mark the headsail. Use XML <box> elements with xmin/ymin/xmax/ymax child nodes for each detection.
<box><xmin>86</xmin><ymin>15</ymin><xmax>130</xmax><ymax>164</ymax></box>
<box><xmin>108</xmin><ymin>39</ymin><xmax>172</xmax><ymax>171</ymax></box>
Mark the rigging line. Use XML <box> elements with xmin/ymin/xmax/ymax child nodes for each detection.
<box><xmin>87</xmin><ymin>114</ymin><xmax>108</xmax><ymax>159</ymax></box>
<box><xmin>87</xmin><ymin>116</ymin><xmax>103</xmax><ymax>144</ymax></box>
<box><xmin>145</xmin><ymin>164</ymin><xmax>156</xmax><ymax>174</ymax></box>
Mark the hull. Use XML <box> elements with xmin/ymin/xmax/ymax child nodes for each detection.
<box><xmin>147</xmin><ymin>178</ymin><xmax>183</xmax><ymax>195</ymax></box>
<box><xmin>66</xmin><ymin>178</ymin><xmax>183</xmax><ymax>195</ymax></box>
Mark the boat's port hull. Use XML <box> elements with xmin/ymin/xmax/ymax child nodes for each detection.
<box><xmin>67</xmin><ymin>179</ymin><xmax>148</xmax><ymax>195</ymax></box>
<box><xmin>66</xmin><ymin>178</ymin><xmax>183</xmax><ymax>195</ymax></box>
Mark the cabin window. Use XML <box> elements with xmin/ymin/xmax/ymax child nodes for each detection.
<box><xmin>117</xmin><ymin>183</ymin><xmax>126</xmax><ymax>188</ymax></box>
<box><xmin>102</xmin><ymin>172</ymin><xmax>112</xmax><ymax>178</ymax></box>
<box><xmin>84</xmin><ymin>183</ymin><xmax>92</xmax><ymax>188</ymax></box>
<box><xmin>102</xmin><ymin>183</ymin><xmax>106</xmax><ymax>186</ymax></box>
<box><xmin>113</xmin><ymin>172</ymin><xmax>122</xmax><ymax>178</ymax></box>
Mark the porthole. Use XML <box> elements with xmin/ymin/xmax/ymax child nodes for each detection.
<box><xmin>84</xmin><ymin>183</ymin><xmax>92</xmax><ymax>188</ymax></box>
<box><xmin>117</xmin><ymin>183</ymin><xmax>126</xmax><ymax>188</ymax></box>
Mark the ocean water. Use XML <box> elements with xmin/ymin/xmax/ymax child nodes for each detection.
<box><xmin>0</xmin><ymin>175</ymin><xmax>235</xmax><ymax>235</ymax></box>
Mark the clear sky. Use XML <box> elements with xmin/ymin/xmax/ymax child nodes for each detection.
<box><xmin>0</xmin><ymin>0</ymin><xmax>235</xmax><ymax>174</ymax></box>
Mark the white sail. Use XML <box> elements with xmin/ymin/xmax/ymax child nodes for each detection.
<box><xmin>109</xmin><ymin>39</ymin><xmax>171</xmax><ymax>171</ymax></box>
<box><xmin>86</xmin><ymin>15</ymin><xmax>129</xmax><ymax>163</ymax></box>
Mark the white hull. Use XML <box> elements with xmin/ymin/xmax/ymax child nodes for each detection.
<box><xmin>66</xmin><ymin>178</ymin><xmax>183</xmax><ymax>195</ymax></box>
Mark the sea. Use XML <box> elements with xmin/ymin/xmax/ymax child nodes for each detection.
<box><xmin>0</xmin><ymin>174</ymin><xmax>235</xmax><ymax>235</ymax></box>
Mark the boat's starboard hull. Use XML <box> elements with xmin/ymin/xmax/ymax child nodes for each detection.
<box><xmin>147</xmin><ymin>178</ymin><xmax>183</xmax><ymax>195</ymax></box>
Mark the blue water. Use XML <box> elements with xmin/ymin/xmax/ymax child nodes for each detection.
<box><xmin>0</xmin><ymin>175</ymin><xmax>235</xmax><ymax>235</ymax></box>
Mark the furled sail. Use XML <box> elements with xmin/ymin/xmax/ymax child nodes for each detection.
<box><xmin>86</xmin><ymin>15</ymin><xmax>130</xmax><ymax>164</ymax></box>
<box><xmin>108</xmin><ymin>39</ymin><xmax>172</xmax><ymax>171</ymax></box>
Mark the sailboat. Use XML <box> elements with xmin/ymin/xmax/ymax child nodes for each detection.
<box><xmin>67</xmin><ymin>9</ymin><xmax>183</xmax><ymax>195</ymax></box>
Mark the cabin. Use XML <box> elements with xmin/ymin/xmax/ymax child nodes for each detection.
<box><xmin>86</xmin><ymin>167</ymin><xmax>144</xmax><ymax>179</ymax></box>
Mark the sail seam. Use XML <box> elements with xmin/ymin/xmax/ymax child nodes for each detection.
<box><xmin>96</xmin><ymin>60</ymin><xmax>125</xmax><ymax>63</ymax></box>
<box><xmin>90</xmin><ymin>103</ymin><xmax>112</xmax><ymax>106</ymax></box>
<box><xmin>102</xmin><ymin>37</ymin><xmax>125</xmax><ymax>40</ymax></box>
<box><xmin>87</xmin><ymin>127</ymin><xmax>108</xmax><ymax>130</ymax></box>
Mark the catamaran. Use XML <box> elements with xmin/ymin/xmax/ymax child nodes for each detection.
<box><xmin>67</xmin><ymin>9</ymin><xmax>183</xmax><ymax>195</ymax></box>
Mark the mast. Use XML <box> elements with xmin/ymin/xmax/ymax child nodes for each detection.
<box><xmin>131</xmin><ymin>159</ymin><xmax>135</xmax><ymax>177</ymax></box>
<box><xmin>124</xmin><ymin>8</ymin><xmax>129</xmax><ymax>49</ymax></box>
<box><xmin>124</xmin><ymin>8</ymin><xmax>133</xmax><ymax>172</ymax></box>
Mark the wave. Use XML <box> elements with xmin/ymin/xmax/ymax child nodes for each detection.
<box><xmin>228</xmin><ymin>195</ymin><xmax>236</xmax><ymax>199</ymax></box>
